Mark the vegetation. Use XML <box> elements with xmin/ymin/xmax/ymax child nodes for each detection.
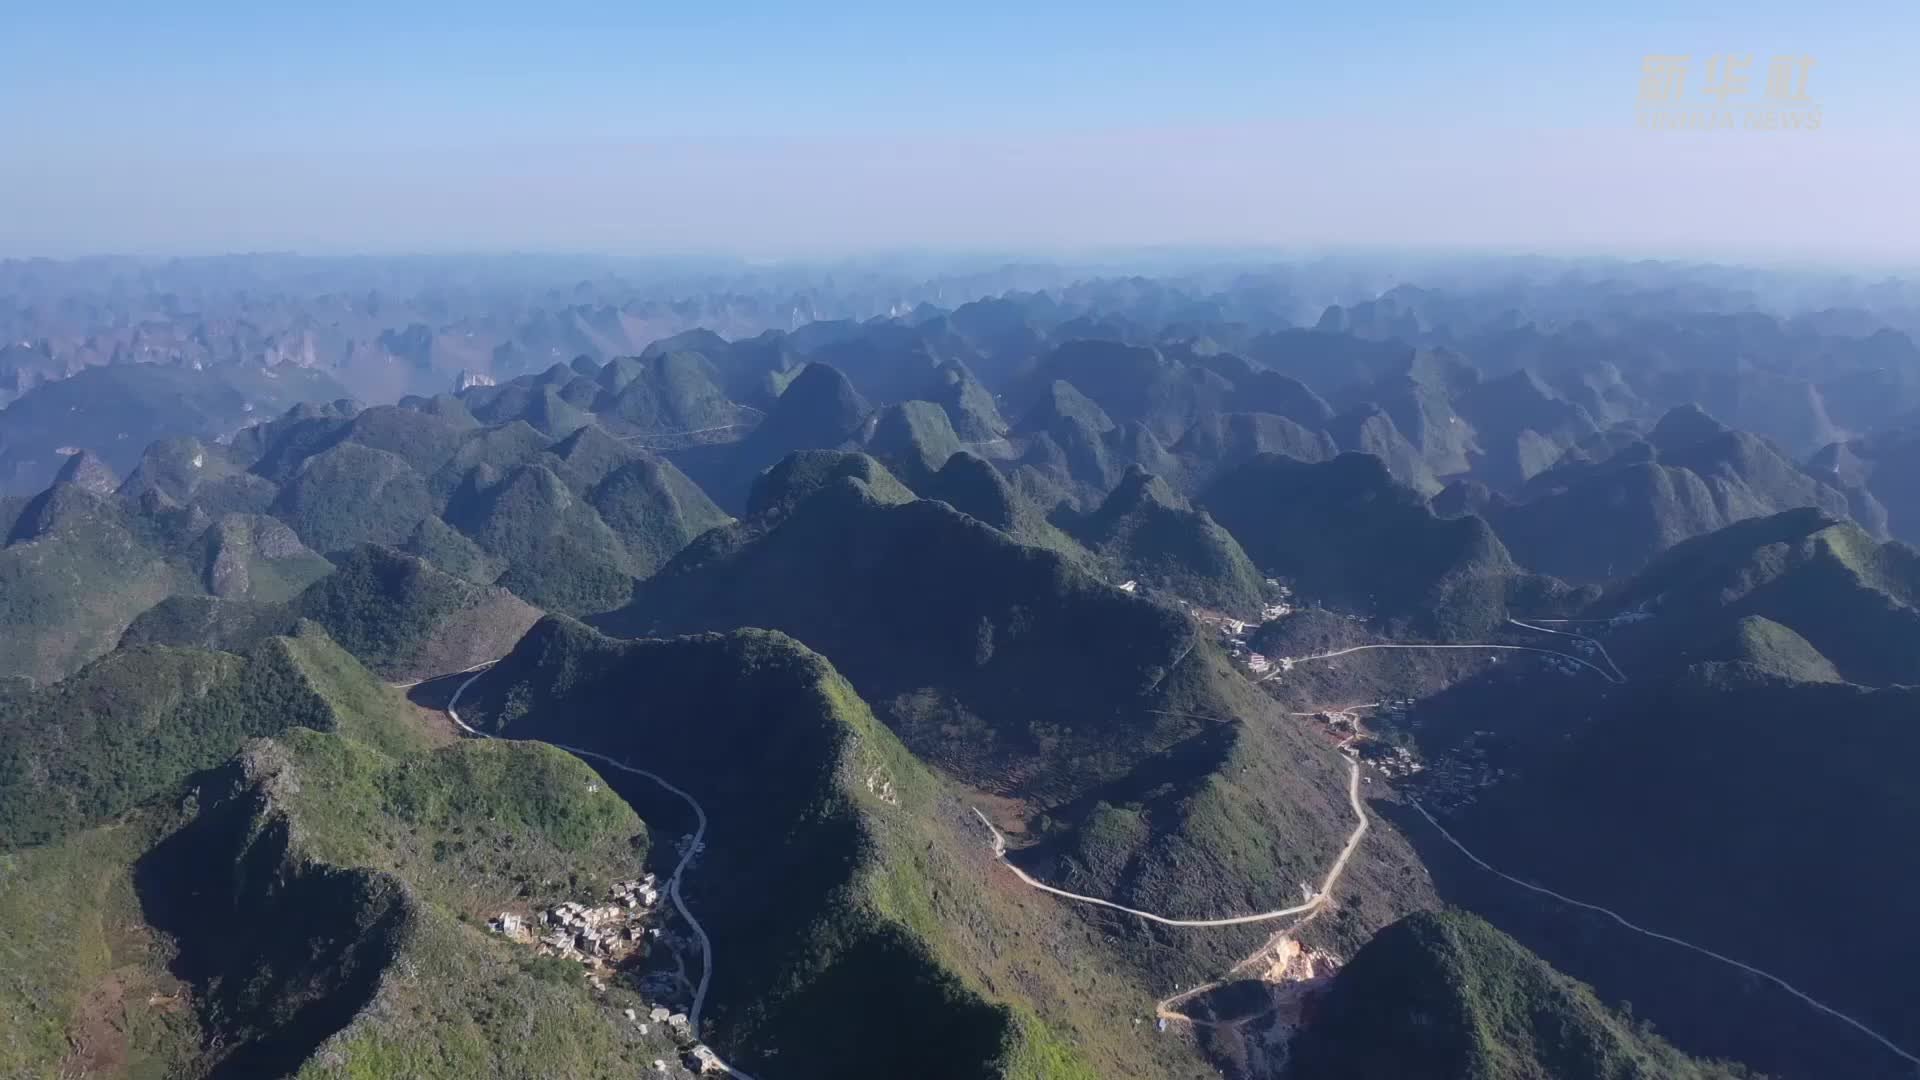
<box><xmin>0</xmin><ymin>640</ymin><xmax>332</xmax><ymax>847</ymax></box>
<box><xmin>1455</xmin><ymin>675</ymin><xmax>1920</xmax><ymax>1074</ymax></box>
<box><xmin>0</xmin><ymin>810</ymin><xmax>201</xmax><ymax>1080</ymax></box>
<box><xmin>597</xmin><ymin>349</ymin><xmax>752</xmax><ymax>435</ymax></box>
<box><xmin>0</xmin><ymin>361</ymin><xmax>349</xmax><ymax>495</ymax></box>
<box><xmin>0</xmin><ymin>483</ymin><xmax>191</xmax><ymax>684</ymax></box>
<box><xmin>601</xmin><ymin>481</ymin><xmax>1203</xmax><ymax>804</ymax></box>
<box><xmin>292</xmin><ymin>545</ymin><xmax>540</xmax><ymax>680</ymax></box>
<box><xmin>915</xmin><ymin>451</ymin><xmax>1089</xmax><ymax>562</ymax></box>
<box><xmin>1696</xmin><ymin>615</ymin><xmax>1842</xmax><ymax>684</ymax></box>
<box><xmin>865</xmin><ymin>399</ymin><xmax>967</xmax><ymax>486</ymax></box>
<box><xmin>693</xmin><ymin>361</ymin><xmax>872</xmax><ymax>508</ymax></box>
<box><xmin>1599</xmin><ymin>508</ymin><xmax>1920</xmax><ymax>686</ymax></box>
<box><xmin>0</xmin><ymin>620</ymin><xmax>676</xmax><ymax>1080</ymax></box>
<box><xmin>1200</xmin><ymin>452</ymin><xmax>1550</xmax><ymax>637</ymax></box>
<box><xmin>596</xmin><ymin>477</ymin><xmax>1431</xmax><ymax>987</ymax></box>
<box><xmin>744</xmin><ymin>449</ymin><xmax>916</xmax><ymax>517</ymax></box>
<box><xmin>272</xmin><ymin>442</ymin><xmax>434</xmax><ymax>554</ymax></box>
<box><xmin>1070</xmin><ymin>465</ymin><xmax>1266</xmax><ymax>615</ymax></box>
<box><xmin>1287</xmin><ymin>910</ymin><xmax>1756</xmax><ymax>1079</ymax></box>
<box><xmin>199</xmin><ymin>513</ymin><xmax>334</xmax><ymax>600</ymax></box>
<box><xmin>1488</xmin><ymin>409</ymin><xmax>1855</xmax><ymax>583</ymax></box>
<box><xmin>442</xmin><ymin>463</ymin><xmax>634</xmax><ymax>613</ymax></box>
<box><xmin>459</xmin><ymin>619</ymin><xmax>1209</xmax><ymax>1078</ymax></box>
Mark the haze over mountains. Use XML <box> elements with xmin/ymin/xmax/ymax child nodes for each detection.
<box><xmin>5</xmin><ymin>253</ymin><xmax>1920</xmax><ymax>1080</ymax></box>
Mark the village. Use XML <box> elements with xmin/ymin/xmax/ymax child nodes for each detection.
<box><xmin>487</xmin><ymin>874</ymin><xmax>730</xmax><ymax>1075</ymax></box>
<box><xmin>1174</xmin><ymin>577</ymin><xmax>1296</xmax><ymax>674</ymax></box>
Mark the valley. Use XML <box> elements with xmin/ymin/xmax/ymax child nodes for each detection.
<box><xmin>8</xmin><ymin>254</ymin><xmax>1920</xmax><ymax>1080</ymax></box>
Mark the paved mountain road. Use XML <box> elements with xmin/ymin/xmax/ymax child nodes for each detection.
<box><xmin>1407</xmin><ymin>798</ymin><xmax>1920</xmax><ymax>1072</ymax></box>
<box><xmin>443</xmin><ymin>667</ymin><xmax>760</xmax><ymax>1080</ymax></box>
<box><xmin>1269</xmin><ymin>641</ymin><xmax>1625</xmax><ymax>685</ymax></box>
<box><xmin>973</xmin><ymin>750</ymin><xmax>1370</xmax><ymax>928</ymax></box>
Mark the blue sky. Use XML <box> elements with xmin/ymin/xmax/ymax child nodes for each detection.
<box><xmin>2</xmin><ymin>1</ymin><xmax>1915</xmax><ymax>259</ymax></box>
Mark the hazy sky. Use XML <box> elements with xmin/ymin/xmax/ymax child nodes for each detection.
<box><xmin>2</xmin><ymin>0</ymin><xmax>1915</xmax><ymax>261</ymax></box>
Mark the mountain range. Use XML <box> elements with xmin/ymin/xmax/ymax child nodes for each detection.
<box><xmin>8</xmin><ymin>257</ymin><xmax>1920</xmax><ymax>1080</ymax></box>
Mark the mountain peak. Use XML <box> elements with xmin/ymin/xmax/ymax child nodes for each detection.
<box><xmin>746</xmin><ymin>450</ymin><xmax>913</xmax><ymax>518</ymax></box>
<box><xmin>771</xmin><ymin>362</ymin><xmax>870</xmax><ymax>434</ymax></box>
<box><xmin>52</xmin><ymin>450</ymin><xmax>118</xmax><ymax>495</ymax></box>
<box><xmin>1102</xmin><ymin>463</ymin><xmax>1183</xmax><ymax>513</ymax></box>
<box><xmin>1650</xmin><ymin>402</ymin><xmax>1731</xmax><ymax>451</ymax></box>
<box><xmin>1016</xmin><ymin>379</ymin><xmax>1116</xmax><ymax>436</ymax></box>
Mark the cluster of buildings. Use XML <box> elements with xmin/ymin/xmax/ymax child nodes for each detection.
<box><xmin>639</xmin><ymin>1007</ymin><xmax>728</xmax><ymax>1073</ymax></box>
<box><xmin>488</xmin><ymin>874</ymin><xmax>662</xmax><ymax>972</ymax></box>
<box><xmin>488</xmin><ymin>876</ymin><xmax>734</xmax><ymax>1075</ymax></box>
<box><xmin>1173</xmin><ymin>580</ymin><xmax>1298</xmax><ymax>677</ymax></box>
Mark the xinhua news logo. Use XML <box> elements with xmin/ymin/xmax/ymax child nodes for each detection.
<box><xmin>1636</xmin><ymin>54</ymin><xmax>1821</xmax><ymax>132</ymax></box>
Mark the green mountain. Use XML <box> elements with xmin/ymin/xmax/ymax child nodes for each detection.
<box><xmin>122</xmin><ymin>435</ymin><xmax>281</xmax><ymax>516</ymax></box>
<box><xmin>0</xmin><ymin>484</ymin><xmax>192</xmax><ymax>685</ymax></box>
<box><xmin>455</xmin><ymin>619</ymin><xmax>1120</xmax><ymax>1078</ymax></box>
<box><xmin>1235</xmin><ymin>370</ymin><xmax>1335</xmax><ymax>429</ymax></box>
<box><xmin>1692</xmin><ymin>615</ymin><xmax>1843</xmax><ymax>684</ymax></box>
<box><xmin>66</xmin><ymin>398</ymin><xmax>734</xmax><ymax>634</ymax></box>
<box><xmin>1200</xmin><ymin>452</ymin><xmax>1550</xmax><ymax>637</ymax></box>
<box><xmin>1171</xmin><ymin>411</ymin><xmax>1337</xmax><ymax>488</ymax></box>
<box><xmin>1010</xmin><ymin>380</ymin><xmax>1194</xmax><ymax>508</ymax></box>
<box><xmin>927</xmin><ymin>359</ymin><xmax>1010</xmax><ymax>443</ymax></box>
<box><xmin>582</xmin><ymin>455</ymin><xmax>731</xmax><ymax>577</ymax></box>
<box><xmin>732</xmin><ymin>361</ymin><xmax>869</xmax><ymax>466</ymax></box>
<box><xmin>1015</xmin><ymin>379</ymin><xmax>1115</xmax><ymax>439</ymax></box>
<box><xmin>1070</xmin><ymin>465</ymin><xmax>1266</xmax><ymax>615</ymax></box>
<box><xmin>198</xmin><ymin>513</ymin><xmax>334</xmax><ymax>600</ymax></box>
<box><xmin>1327</xmin><ymin>403</ymin><xmax>1443</xmax><ymax>496</ymax></box>
<box><xmin>593</xmin><ymin>471</ymin><xmax>1427</xmax><ymax>978</ymax></box>
<box><xmin>1286</xmin><ymin>910</ymin><xmax>1752</xmax><ymax>1080</ymax></box>
<box><xmin>744</xmin><ymin>449</ymin><xmax>917</xmax><ymax>519</ymax></box>
<box><xmin>51</xmin><ymin>449</ymin><xmax>120</xmax><ymax>494</ymax></box>
<box><xmin>1018</xmin><ymin>340</ymin><xmax>1233</xmax><ymax>444</ymax></box>
<box><xmin>1488</xmin><ymin>406</ymin><xmax>1857</xmax><ymax>583</ymax></box>
<box><xmin>0</xmin><ymin>634</ymin><xmax>333</xmax><ymax>847</ymax></box>
<box><xmin>272</xmin><ymin>441</ymin><xmax>435</xmax><ymax>554</ymax></box>
<box><xmin>863</xmin><ymin>399</ymin><xmax>967</xmax><ymax>487</ymax></box>
<box><xmin>1809</xmin><ymin>425</ymin><xmax>1920</xmax><ymax>545</ymax></box>
<box><xmin>913</xmin><ymin>451</ymin><xmax>1087</xmax><ymax>560</ymax></box>
<box><xmin>1451</xmin><ymin>674</ymin><xmax>1920</xmax><ymax>1076</ymax></box>
<box><xmin>1363</xmin><ymin>363</ymin><xmax>1480</xmax><ymax>479</ymax></box>
<box><xmin>1455</xmin><ymin>368</ymin><xmax>1602</xmax><ymax>491</ymax></box>
<box><xmin>595</xmin><ymin>350</ymin><xmax>754</xmax><ymax>435</ymax></box>
<box><xmin>1596</xmin><ymin>508</ymin><xmax>1920</xmax><ymax>686</ymax></box>
<box><xmin>289</xmin><ymin>546</ymin><xmax>544</xmax><ymax>680</ymax></box>
<box><xmin>442</xmin><ymin>462</ymin><xmax>634</xmax><ymax>613</ymax></box>
<box><xmin>0</xmin><ymin>623</ymin><xmax>682</xmax><ymax>1080</ymax></box>
<box><xmin>0</xmin><ymin>361</ymin><xmax>351</xmax><ymax>495</ymax></box>
<box><xmin>122</xmin><ymin>545</ymin><xmax>542</xmax><ymax>684</ymax></box>
<box><xmin>0</xmin><ymin>480</ymin><xmax>330</xmax><ymax>687</ymax></box>
<box><xmin>675</xmin><ymin>361</ymin><xmax>872</xmax><ymax>510</ymax></box>
<box><xmin>597</xmin><ymin>477</ymin><xmax>1203</xmax><ymax>803</ymax></box>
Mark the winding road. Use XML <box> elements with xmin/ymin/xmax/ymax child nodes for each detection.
<box><xmin>1504</xmin><ymin>618</ymin><xmax>1630</xmax><ymax>683</ymax></box>
<box><xmin>618</xmin><ymin>422</ymin><xmax>751</xmax><ymax>443</ymax></box>
<box><xmin>1406</xmin><ymin>798</ymin><xmax>1920</xmax><ymax>1071</ymax></box>
<box><xmin>1273</xmin><ymin>624</ymin><xmax>1920</xmax><ymax>1072</ymax></box>
<box><xmin>444</xmin><ymin>667</ymin><xmax>760</xmax><ymax>1080</ymax></box>
<box><xmin>1269</xmin><ymin>639</ymin><xmax>1626</xmax><ymax>685</ymax></box>
<box><xmin>972</xmin><ymin>750</ymin><xmax>1370</xmax><ymax>929</ymax></box>
<box><xmin>425</xmin><ymin>613</ymin><xmax>1920</xmax><ymax>1074</ymax></box>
